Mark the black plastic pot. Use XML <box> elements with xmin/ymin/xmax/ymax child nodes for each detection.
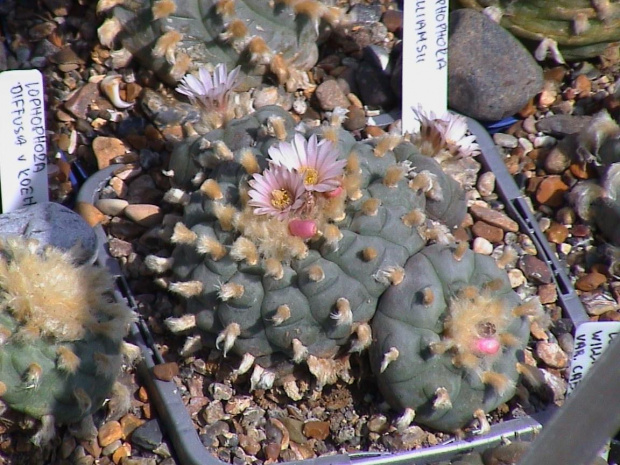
<box><xmin>77</xmin><ymin>118</ymin><xmax>589</xmax><ymax>464</ymax></box>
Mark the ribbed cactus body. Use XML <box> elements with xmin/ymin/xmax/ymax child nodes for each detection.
<box><xmin>98</xmin><ymin>0</ymin><xmax>336</xmax><ymax>89</ymax></box>
<box><xmin>459</xmin><ymin>0</ymin><xmax>620</xmax><ymax>60</ymax></box>
<box><xmin>0</xmin><ymin>238</ymin><xmax>133</xmax><ymax>426</ymax></box>
<box><xmin>170</xmin><ymin>105</ymin><xmax>296</xmax><ymax>190</ymax></box>
<box><xmin>166</xmin><ymin>115</ymin><xmax>466</xmax><ymax>370</ymax></box>
<box><xmin>371</xmin><ymin>243</ymin><xmax>532</xmax><ymax>432</ymax></box>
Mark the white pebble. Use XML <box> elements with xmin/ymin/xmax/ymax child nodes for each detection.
<box><xmin>508</xmin><ymin>269</ymin><xmax>526</xmax><ymax>288</ymax></box>
<box><xmin>559</xmin><ymin>242</ymin><xmax>572</xmax><ymax>255</ymax></box>
<box><xmin>538</xmin><ymin>217</ymin><xmax>551</xmax><ymax>232</ymax></box>
<box><xmin>522</xmin><ymin>115</ymin><xmax>538</xmax><ymax>134</ymax></box>
<box><xmin>472</xmin><ymin>237</ymin><xmax>493</xmax><ymax>255</ymax></box>
<box><xmin>493</xmin><ymin>133</ymin><xmax>518</xmax><ymax>149</ymax></box>
<box><xmin>518</xmin><ymin>137</ymin><xmax>534</xmax><ymax>154</ymax></box>
<box><xmin>534</xmin><ymin>135</ymin><xmax>557</xmax><ymax>148</ymax></box>
<box><xmin>476</xmin><ymin>172</ymin><xmax>496</xmax><ymax>197</ymax></box>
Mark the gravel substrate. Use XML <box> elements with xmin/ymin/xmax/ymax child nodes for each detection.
<box><xmin>2</xmin><ymin>1</ymin><xmax>620</xmax><ymax>464</ymax></box>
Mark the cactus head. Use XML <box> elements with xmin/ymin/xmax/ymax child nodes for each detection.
<box><xmin>370</xmin><ymin>243</ymin><xmax>542</xmax><ymax>432</ymax></box>
<box><xmin>459</xmin><ymin>0</ymin><xmax>620</xmax><ymax>61</ymax></box>
<box><xmin>156</xmin><ymin>112</ymin><xmax>468</xmax><ymax>387</ymax></box>
<box><xmin>97</xmin><ymin>0</ymin><xmax>343</xmax><ymax>90</ymax></box>
<box><xmin>0</xmin><ymin>237</ymin><xmax>133</xmax><ymax>441</ymax></box>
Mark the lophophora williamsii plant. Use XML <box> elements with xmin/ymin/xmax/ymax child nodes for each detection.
<box><xmin>370</xmin><ymin>242</ymin><xmax>545</xmax><ymax>433</ymax></box>
<box><xmin>149</xmin><ymin>103</ymin><xmax>469</xmax><ymax>396</ymax></box>
<box><xmin>0</xmin><ymin>237</ymin><xmax>134</xmax><ymax>445</ymax></box>
<box><xmin>96</xmin><ymin>0</ymin><xmax>343</xmax><ymax>91</ymax></box>
<box><xmin>567</xmin><ymin>110</ymin><xmax>620</xmax><ymax>248</ymax></box>
<box><xmin>458</xmin><ymin>0</ymin><xmax>620</xmax><ymax>62</ymax></box>
<box><xmin>145</xmin><ymin>64</ymin><xmax>542</xmax><ymax>430</ymax></box>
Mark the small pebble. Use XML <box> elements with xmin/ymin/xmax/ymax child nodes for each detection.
<box><xmin>533</xmin><ymin>135</ymin><xmax>557</xmax><ymax>148</ymax></box>
<box><xmin>264</xmin><ymin>443</ymin><xmax>281</xmax><ymax>462</ymax></box>
<box><xmin>469</xmin><ymin>204</ymin><xmax>519</xmax><ymax>232</ymax></box>
<box><xmin>493</xmin><ymin>133</ymin><xmax>518</xmax><ymax>149</ymax></box>
<box><xmin>519</xmin><ymin>255</ymin><xmax>552</xmax><ymax>284</ymax></box>
<box><xmin>95</xmin><ymin>198</ymin><xmax>129</xmax><ymax>216</ymax></box>
<box><xmin>202</xmin><ymin>400</ymin><xmax>226</xmax><ymax>425</ymax></box>
<box><xmin>538</xmin><ymin>283</ymin><xmax>558</xmax><ymax>304</ymax></box>
<box><xmin>472</xmin><ymin>237</ymin><xmax>493</xmax><ymax>255</ymax></box>
<box><xmin>238</xmin><ymin>434</ymin><xmax>261</xmax><ymax>456</ymax></box>
<box><xmin>152</xmin><ymin>362</ymin><xmax>179</xmax><ymax>381</ymax></box>
<box><xmin>545</xmin><ymin>222</ymin><xmax>569</xmax><ymax>244</ymax></box>
<box><xmin>575</xmin><ymin>272</ymin><xmax>607</xmax><ymax>292</ymax></box>
<box><xmin>92</xmin><ymin>136</ymin><xmax>128</xmax><ymax>169</ymax></box>
<box><xmin>508</xmin><ymin>269</ymin><xmax>526</xmax><ymax>288</ymax></box>
<box><xmin>98</xmin><ymin>421</ymin><xmax>123</xmax><ymax>448</ymax></box>
<box><xmin>536</xmin><ymin>342</ymin><xmax>569</xmax><ymax>369</ymax></box>
<box><xmin>302</xmin><ymin>421</ymin><xmax>330</xmax><ymax>441</ymax></box>
<box><xmin>535</xmin><ymin>176</ymin><xmax>569</xmax><ymax>207</ymax></box>
<box><xmin>124</xmin><ymin>204</ymin><xmax>163</xmax><ymax>227</ymax></box>
<box><xmin>130</xmin><ymin>420</ymin><xmax>163</xmax><ymax>452</ymax></box>
<box><xmin>476</xmin><ymin>171</ymin><xmax>496</xmax><ymax>197</ymax></box>
<box><xmin>315</xmin><ymin>79</ymin><xmax>350</xmax><ymax>111</ymax></box>
<box><xmin>225</xmin><ymin>396</ymin><xmax>252</xmax><ymax>415</ymax></box>
<box><xmin>209</xmin><ymin>383</ymin><xmax>234</xmax><ymax>401</ymax></box>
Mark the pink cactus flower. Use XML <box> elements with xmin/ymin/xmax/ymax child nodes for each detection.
<box><xmin>268</xmin><ymin>134</ymin><xmax>346</xmax><ymax>192</ymax></box>
<box><xmin>176</xmin><ymin>63</ymin><xmax>241</xmax><ymax>112</ymax></box>
<box><xmin>412</xmin><ymin>106</ymin><xmax>481</xmax><ymax>158</ymax></box>
<box><xmin>247</xmin><ymin>164</ymin><xmax>305</xmax><ymax>220</ymax></box>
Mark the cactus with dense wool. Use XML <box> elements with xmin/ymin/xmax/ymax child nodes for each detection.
<box><xmin>459</xmin><ymin>0</ymin><xmax>620</xmax><ymax>61</ymax></box>
<box><xmin>0</xmin><ymin>238</ymin><xmax>133</xmax><ymax>444</ymax></box>
<box><xmin>155</xmin><ymin>113</ymin><xmax>467</xmax><ymax>388</ymax></box>
<box><xmin>370</xmin><ymin>243</ymin><xmax>542</xmax><ymax>432</ymax></box>
<box><xmin>97</xmin><ymin>0</ymin><xmax>342</xmax><ymax>90</ymax></box>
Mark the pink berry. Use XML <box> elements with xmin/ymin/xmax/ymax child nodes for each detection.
<box><xmin>474</xmin><ymin>337</ymin><xmax>500</xmax><ymax>355</ymax></box>
<box><xmin>324</xmin><ymin>186</ymin><xmax>343</xmax><ymax>198</ymax></box>
<box><xmin>288</xmin><ymin>219</ymin><xmax>317</xmax><ymax>239</ymax></box>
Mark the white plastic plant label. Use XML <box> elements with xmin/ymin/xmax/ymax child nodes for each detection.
<box><xmin>0</xmin><ymin>69</ymin><xmax>49</xmax><ymax>213</ymax></box>
<box><xmin>401</xmin><ymin>0</ymin><xmax>449</xmax><ymax>133</ymax></box>
<box><xmin>566</xmin><ymin>321</ymin><xmax>620</xmax><ymax>396</ymax></box>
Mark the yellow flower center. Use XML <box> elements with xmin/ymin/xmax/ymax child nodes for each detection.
<box><xmin>270</xmin><ymin>188</ymin><xmax>292</xmax><ymax>210</ymax></box>
<box><xmin>300</xmin><ymin>166</ymin><xmax>319</xmax><ymax>186</ymax></box>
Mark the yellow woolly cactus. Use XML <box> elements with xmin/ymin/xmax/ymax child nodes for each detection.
<box><xmin>0</xmin><ymin>237</ymin><xmax>134</xmax><ymax>444</ymax></box>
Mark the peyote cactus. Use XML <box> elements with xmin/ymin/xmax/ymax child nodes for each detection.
<box><xmin>168</xmin><ymin>104</ymin><xmax>298</xmax><ymax>189</ymax></box>
<box><xmin>154</xmin><ymin>112</ymin><xmax>467</xmax><ymax>389</ymax></box>
<box><xmin>458</xmin><ymin>0</ymin><xmax>620</xmax><ymax>61</ymax></box>
<box><xmin>97</xmin><ymin>0</ymin><xmax>343</xmax><ymax>90</ymax></box>
<box><xmin>0</xmin><ymin>238</ymin><xmax>133</xmax><ymax>444</ymax></box>
<box><xmin>370</xmin><ymin>243</ymin><xmax>542</xmax><ymax>432</ymax></box>
<box><xmin>567</xmin><ymin>110</ymin><xmax>620</xmax><ymax>247</ymax></box>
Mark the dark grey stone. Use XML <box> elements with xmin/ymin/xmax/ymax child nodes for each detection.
<box><xmin>0</xmin><ymin>202</ymin><xmax>97</xmax><ymax>264</ymax></box>
<box><xmin>355</xmin><ymin>60</ymin><xmax>397</xmax><ymax>109</ymax></box>
<box><xmin>131</xmin><ymin>419</ymin><xmax>164</xmax><ymax>451</ymax></box>
<box><xmin>448</xmin><ymin>9</ymin><xmax>543</xmax><ymax>121</ymax></box>
<box><xmin>535</xmin><ymin>114</ymin><xmax>594</xmax><ymax>137</ymax></box>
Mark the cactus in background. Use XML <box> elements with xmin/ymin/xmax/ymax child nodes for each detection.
<box><xmin>0</xmin><ymin>238</ymin><xmax>133</xmax><ymax>444</ymax></box>
<box><xmin>458</xmin><ymin>0</ymin><xmax>620</xmax><ymax>61</ymax></box>
<box><xmin>97</xmin><ymin>0</ymin><xmax>343</xmax><ymax>90</ymax></box>
<box><xmin>567</xmin><ymin>110</ymin><xmax>620</xmax><ymax>247</ymax></box>
<box><xmin>153</xmin><ymin>113</ymin><xmax>467</xmax><ymax>389</ymax></box>
<box><xmin>370</xmin><ymin>243</ymin><xmax>543</xmax><ymax>432</ymax></box>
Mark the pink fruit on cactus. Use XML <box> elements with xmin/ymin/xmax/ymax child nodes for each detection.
<box><xmin>473</xmin><ymin>337</ymin><xmax>501</xmax><ymax>355</ymax></box>
<box><xmin>288</xmin><ymin>219</ymin><xmax>317</xmax><ymax>239</ymax></box>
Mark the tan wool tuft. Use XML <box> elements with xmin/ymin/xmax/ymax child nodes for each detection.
<box><xmin>0</xmin><ymin>238</ymin><xmax>132</xmax><ymax>343</ymax></box>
